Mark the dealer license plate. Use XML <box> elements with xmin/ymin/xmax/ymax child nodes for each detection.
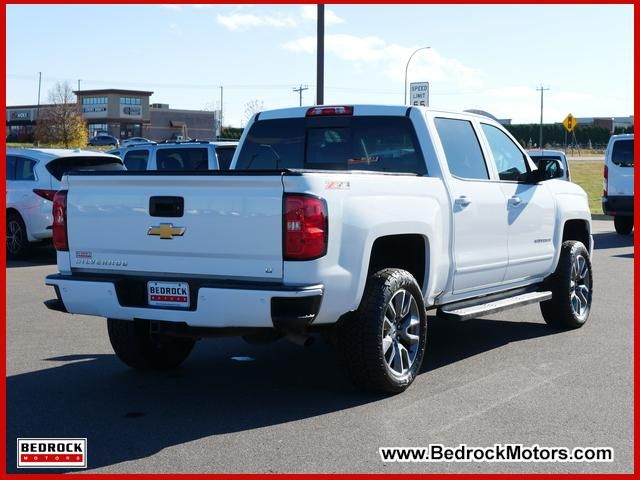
<box><xmin>147</xmin><ymin>281</ymin><xmax>190</xmax><ymax>308</ymax></box>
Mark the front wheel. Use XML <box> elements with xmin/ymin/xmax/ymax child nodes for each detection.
<box><xmin>107</xmin><ymin>319</ymin><xmax>195</xmax><ymax>370</ymax></box>
<box><xmin>540</xmin><ymin>241</ymin><xmax>593</xmax><ymax>329</ymax></box>
<box><xmin>338</xmin><ymin>269</ymin><xmax>427</xmax><ymax>394</ymax></box>
<box><xmin>614</xmin><ymin>216</ymin><xmax>633</xmax><ymax>235</ymax></box>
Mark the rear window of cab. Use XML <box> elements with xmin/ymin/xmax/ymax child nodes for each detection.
<box><xmin>235</xmin><ymin>116</ymin><xmax>426</xmax><ymax>174</ymax></box>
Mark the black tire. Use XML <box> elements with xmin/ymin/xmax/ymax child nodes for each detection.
<box><xmin>337</xmin><ymin>268</ymin><xmax>427</xmax><ymax>394</ymax></box>
<box><xmin>540</xmin><ymin>241</ymin><xmax>593</xmax><ymax>329</ymax></box>
<box><xmin>6</xmin><ymin>211</ymin><xmax>29</xmax><ymax>260</ymax></box>
<box><xmin>107</xmin><ymin>318</ymin><xmax>195</xmax><ymax>370</ymax></box>
<box><xmin>614</xmin><ymin>216</ymin><xmax>633</xmax><ymax>235</ymax></box>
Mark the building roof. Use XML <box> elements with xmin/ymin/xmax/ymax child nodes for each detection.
<box><xmin>7</xmin><ymin>104</ymin><xmax>56</xmax><ymax>109</ymax></box>
<box><xmin>73</xmin><ymin>89</ymin><xmax>154</xmax><ymax>96</ymax></box>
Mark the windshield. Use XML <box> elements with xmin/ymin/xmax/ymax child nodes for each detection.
<box><xmin>235</xmin><ymin>116</ymin><xmax>425</xmax><ymax>174</ymax></box>
<box><xmin>611</xmin><ymin>139</ymin><xmax>634</xmax><ymax>167</ymax></box>
<box><xmin>46</xmin><ymin>156</ymin><xmax>125</xmax><ymax>180</ymax></box>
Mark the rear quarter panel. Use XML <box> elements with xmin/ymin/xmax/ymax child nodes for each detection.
<box><xmin>282</xmin><ymin>172</ymin><xmax>450</xmax><ymax>323</ymax></box>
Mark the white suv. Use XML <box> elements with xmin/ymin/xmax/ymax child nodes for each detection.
<box><xmin>108</xmin><ymin>141</ymin><xmax>238</xmax><ymax>171</ymax></box>
<box><xmin>602</xmin><ymin>134</ymin><xmax>634</xmax><ymax>234</ymax></box>
<box><xmin>6</xmin><ymin>148</ymin><xmax>124</xmax><ymax>259</ymax></box>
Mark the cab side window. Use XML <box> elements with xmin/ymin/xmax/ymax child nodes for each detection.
<box><xmin>481</xmin><ymin>124</ymin><xmax>529</xmax><ymax>181</ymax></box>
<box><xmin>434</xmin><ymin>118</ymin><xmax>488</xmax><ymax>180</ymax></box>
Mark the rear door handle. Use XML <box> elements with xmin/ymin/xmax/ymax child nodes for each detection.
<box><xmin>454</xmin><ymin>196</ymin><xmax>471</xmax><ymax>207</ymax></box>
<box><xmin>509</xmin><ymin>196</ymin><xmax>523</xmax><ymax>206</ymax></box>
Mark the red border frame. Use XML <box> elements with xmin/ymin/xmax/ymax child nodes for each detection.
<box><xmin>2</xmin><ymin>1</ymin><xmax>638</xmax><ymax>478</ymax></box>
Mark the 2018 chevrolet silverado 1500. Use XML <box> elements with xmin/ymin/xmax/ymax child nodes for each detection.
<box><xmin>45</xmin><ymin>105</ymin><xmax>594</xmax><ymax>393</ymax></box>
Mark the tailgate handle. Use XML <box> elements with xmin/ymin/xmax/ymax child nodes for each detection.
<box><xmin>149</xmin><ymin>196</ymin><xmax>184</xmax><ymax>217</ymax></box>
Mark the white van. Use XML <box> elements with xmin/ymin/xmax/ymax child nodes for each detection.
<box><xmin>603</xmin><ymin>134</ymin><xmax>634</xmax><ymax>234</ymax></box>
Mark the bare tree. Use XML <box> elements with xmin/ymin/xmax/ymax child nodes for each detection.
<box><xmin>242</xmin><ymin>99</ymin><xmax>265</xmax><ymax>127</ymax></box>
<box><xmin>34</xmin><ymin>81</ymin><xmax>88</xmax><ymax>148</ymax></box>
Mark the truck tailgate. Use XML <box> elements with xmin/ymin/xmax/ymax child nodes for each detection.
<box><xmin>65</xmin><ymin>174</ymin><xmax>284</xmax><ymax>281</ymax></box>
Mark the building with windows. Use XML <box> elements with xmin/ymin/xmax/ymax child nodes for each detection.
<box><xmin>6</xmin><ymin>88</ymin><xmax>218</xmax><ymax>142</ymax></box>
<box><xmin>76</xmin><ymin>89</ymin><xmax>153</xmax><ymax>139</ymax></box>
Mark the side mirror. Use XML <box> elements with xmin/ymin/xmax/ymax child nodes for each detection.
<box><xmin>528</xmin><ymin>158</ymin><xmax>564</xmax><ymax>183</ymax></box>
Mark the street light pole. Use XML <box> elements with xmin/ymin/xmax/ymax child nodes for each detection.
<box><xmin>219</xmin><ymin>86</ymin><xmax>224</xmax><ymax>131</ymax></box>
<box><xmin>404</xmin><ymin>46</ymin><xmax>430</xmax><ymax>105</ymax></box>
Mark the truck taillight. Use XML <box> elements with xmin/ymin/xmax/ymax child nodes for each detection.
<box><xmin>52</xmin><ymin>190</ymin><xmax>68</xmax><ymax>251</ymax></box>
<box><xmin>284</xmin><ymin>194</ymin><xmax>328</xmax><ymax>261</ymax></box>
<box><xmin>603</xmin><ymin>165</ymin><xmax>608</xmax><ymax>196</ymax></box>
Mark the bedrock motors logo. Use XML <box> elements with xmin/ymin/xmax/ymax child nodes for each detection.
<box><xmin>17</xmin><ymin>438</ymin><xmax>87</xmax><ymax>468</ymax></box>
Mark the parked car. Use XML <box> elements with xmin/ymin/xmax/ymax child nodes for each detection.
<box><xmin>88</xmin><ymin>134</ymin><xmax>119</xmax><ymax>147</ymax></box>
<box><xmin>602</xmin><ymin>133</ymin><xmax>634</xmax><ymax>234</ymax></box>
<box><xmin>121</xmin><ymin>137</ymin><xmax>152</xmax><ymax>147</ymax></box>
<box><xmin>6</xmin><ymin>148</ymin><xmax>124</xmax><ymax>259</ymax></box>
<box><xmin>108</xmin><ymin>141</ymin><xmax>238</xmax><ymax>171</ymax></box>
<box><xmin>527</xmin><ymin>149</ymin><xmax>570</xmax><ymax>181</ymax></box>
<box><xmin>45</xmin><ymin>105</ymin><xmax>593</xmax><ymax>394</ymax></box>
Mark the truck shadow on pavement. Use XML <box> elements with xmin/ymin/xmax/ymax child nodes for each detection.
<box><xmin>592</xmin><ymin>231</ymin><xmax>633</xmax><ymax>250</ymax></box>
<box><xmin>6</xmin><ymin>316</ymin><xmax>562</xmax><ymax>473</ymax></box>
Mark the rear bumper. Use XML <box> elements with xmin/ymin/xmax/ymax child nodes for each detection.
<box><xmin>602</xmin><ymin>195</ymin><xmax>634</xmax><ymax>217</ymax></box>
<box><xmin>45</xmin><ymin>273</ymin><xmax>323</xmax><ymax>329</ymax></box>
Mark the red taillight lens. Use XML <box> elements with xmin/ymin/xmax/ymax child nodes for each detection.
<box><xmin>52</xmin><ymin>190</ymin><xmax>68</xmax><ymax>251</ymax></box>
<box><xmin>306</xmin><ymin>106</ymin><xmax>353</xmax><ymax>117</ymax></box>
<box><xmin>33</xmin><ymin>189</ymin><xmax>57</xmax><ymax>201</ymax></box>
<box><xmin>603</xmin><ymin>165</ymin><xmax>608</xmax><ymax>196</ymax></box>
<box><xmin>284</xmin><ymin>194</ymin><xmax>327</xmax><ymax>260</ymax></box>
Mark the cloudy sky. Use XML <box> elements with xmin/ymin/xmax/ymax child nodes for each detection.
<box><xmin>6</xmin><ymin>4</ymin><xmax>634</xmax><ymax>127</ymax></box>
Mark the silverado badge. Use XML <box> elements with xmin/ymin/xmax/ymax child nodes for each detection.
<box><xmin>148</xmin><ymin>223</ymin><xmax>186</xmax><ymax>239</ymax></box>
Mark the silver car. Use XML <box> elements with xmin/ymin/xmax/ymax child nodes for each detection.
<box><xmin>527</xmin><ymin>149</ymin><xmax>571</xmax><ymax>181</ymax></box>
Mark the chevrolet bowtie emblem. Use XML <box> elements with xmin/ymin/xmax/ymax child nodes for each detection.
<box><xmin>148</xmin><ymin>223</ymin><xmax>186</xmax><ymax>239</ymax></box>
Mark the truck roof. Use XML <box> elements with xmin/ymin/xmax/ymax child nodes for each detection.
<box><xmin>256</xmin><ymin>104</ymin><xmax>504</xmax><ymax>125</ymax></box>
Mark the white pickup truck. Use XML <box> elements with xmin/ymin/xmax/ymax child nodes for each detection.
<box><xmin>45</xmin><ymin>105</ymin><xmax>594</xmax><ymax>393</ymax></box>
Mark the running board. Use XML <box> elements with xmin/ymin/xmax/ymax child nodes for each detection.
<box><xmin>437</xmin><ymin>291</ymin><xmax>552</xmax><ymax>321</ymax></box>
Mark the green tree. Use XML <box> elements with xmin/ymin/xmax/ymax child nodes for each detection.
<box><xmin>34</xmin><ymin>81</ymin><xmax>88</xmax><ymax>148</ymax></box>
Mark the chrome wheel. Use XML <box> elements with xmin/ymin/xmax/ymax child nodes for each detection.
<box><xmin>6</xmin><ymin>218</ymin><xmax>25</xmax><ymax>256</ymax></box>
<box><xmin>382</xmin><ymin>289</ymin><xmax>421</xmax><ymax>377</ymax></box>
<box><xmin>570</xmin><ymin>254</ymin><xmax>591</xmax><ymax>319</ymax></box>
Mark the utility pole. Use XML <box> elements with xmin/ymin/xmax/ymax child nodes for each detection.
<box><xmin>536</xmin><ymin>84</ymin><xmax>550</xmax><ymax>149</ymax></box>
<box><xmin>36</xmin><ymin>72</ymin><xmax>42</xmax><ymax>121</ymax></box>
<box><xmin>293</xmin><ymin>84</ymin><xmax>309</xmax><ymax>107</ymax></box>
<box><xmin>316</xmin><ymin>4</ymin><xmax>324</xmax><ymax>105</ymax></box>
<box><xmin>219</xmin><ymin>86</ymin><xmax>224</xmax><ymax>135</ymax></box>
<box><xmin>77</xmin><ymin>79</ymin><xmax>81</xmax><ymax>92</ymax></box>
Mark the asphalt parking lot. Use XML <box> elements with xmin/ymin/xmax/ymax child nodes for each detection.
<box><xmin>6</xmin><ymin>219</ymin><xmax>633</xmax><ymax>474</ymax></box>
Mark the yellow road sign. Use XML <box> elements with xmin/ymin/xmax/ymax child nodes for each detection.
<box><xmin>563</xmin><ymin>113</ymin><xmax>578</xmax><ymax>132</ymax></box>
